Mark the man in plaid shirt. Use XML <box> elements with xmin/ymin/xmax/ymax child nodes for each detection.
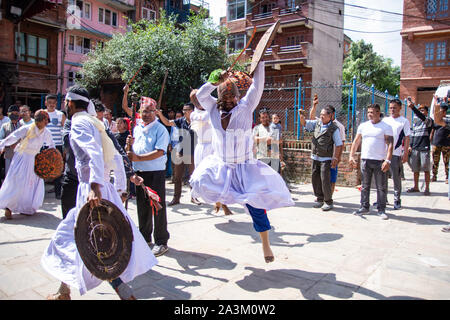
<box><xmin>406</xmin><ymin>98</ymin><xmax>434</xmax><ymax>195</ymax></box>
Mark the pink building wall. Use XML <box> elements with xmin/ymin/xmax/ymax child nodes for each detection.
<box><xmin>61</xmin><ymin>0</ymin><xmax>133</xmax><ymax>93</ymax></box>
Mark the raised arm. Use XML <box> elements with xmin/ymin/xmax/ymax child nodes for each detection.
<box><xmin>407</xmin><ymin>98</ymin><xmax>426</xmax><ymax>122</ymax></box>
<box><xmin>241</xmin><ymin>61</ymin><xmax>265</xmax><ymax>113</ymax></box>
<box><xmin>309</xmin><ymin>94</ymin><xmax>319</xmax><ymax>120</ymax></box>
<box><xmin>196</xmin><ymin>82</ymin><xmax>219</xmax><ymax>113</ymax></box>
<box><xmin>122</xmin><ymin>85</ymin><xmax>133</xmax><ymax>118</ymax></box>
<box><xmin>156</xmin><ymin>110</ymin><xmax>175</xmax><ymax>127</ymax></box>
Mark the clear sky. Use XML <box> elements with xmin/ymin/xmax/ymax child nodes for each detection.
<box><xmin>208</xmin><ymin>0</ymin><xmax>403</xmax><ymax>67</ymax></box>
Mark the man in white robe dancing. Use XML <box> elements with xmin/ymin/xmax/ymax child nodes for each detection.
<box><xmin>41</xmin><ymin>85</ymin><xmax>157</xmax><ymax>300</ymax></box>
<box><xmin>190</xmin><ymin>62</ymin><xmax>294</xmax><ymax>263</ymax></box>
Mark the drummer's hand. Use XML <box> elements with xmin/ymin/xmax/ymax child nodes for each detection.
<box><xmin>130</xmin><ymin>174</ymin><xmax>143</xmax><ymax>186</ymax></box>
<box><xmin>88</xmin><ymin>183</ymin><xmax>102</xmax><ymax>209</ymax></box>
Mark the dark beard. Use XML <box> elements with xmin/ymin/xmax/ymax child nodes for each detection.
<box><xmin>217</xmin><ymin>99</ymin><xmax>237</xmax><ymax>112</ymax></box>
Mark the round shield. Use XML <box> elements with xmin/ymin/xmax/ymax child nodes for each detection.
<box><xmin>34</xmin><ymin>148</ymin><xmax>64</xmax><ymax>181</ymax></box>
<box><xmin>74</xmin><ymin>199</ymin><xmax>134</xmax><ymax>281</ymax></box>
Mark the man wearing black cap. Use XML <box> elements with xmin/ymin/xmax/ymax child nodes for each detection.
<box><xmin>0</xmin><ymin>105</ymin><xmax>22</xmax><ymax>175</ymax></box>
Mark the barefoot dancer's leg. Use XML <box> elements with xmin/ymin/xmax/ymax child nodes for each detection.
<box><xmin>221</xmin><ymin>204</ymin><xmax>233</xmax><ymax>215</ymax></box>
<box><xmin>47</xmin><ymin>282</ymin><xmax>71</xmax><ymax>300</ymax></box>
<box><xmin>245</xmin><ymin>204</ymin><xmax>274</xmax><ymax>263</ymax></box>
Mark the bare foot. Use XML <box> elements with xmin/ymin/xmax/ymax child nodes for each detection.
<box><xmin>222</xmin><ymin>204</ymin><xmax>233</xmax><ymax>215</ymax></box>
<box><xmin>262</xmin><ymin>245</ymin><xmax>274</xmax><ymax>263</ymax></box>
<box><xmin>214</xmin><ymin>202</ymin><xmax>221</xmax><ymax>213</ymax></box>
<box><xmin>47</xmin><ymin>293</ymin><xmax>71</xmax><ymax>300</ymax></box>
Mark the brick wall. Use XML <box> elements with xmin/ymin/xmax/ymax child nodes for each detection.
<box><xmin>282</xmin><ymin>143</ymin><xmax>361</xmax><ymax>187</ymax></box>
<box><xmin>399</xmin><ymin>0</ymin><xmax>450</xmax><ymax>104</ymax></box>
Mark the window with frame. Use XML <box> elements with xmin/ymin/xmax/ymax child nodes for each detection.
<box><xmin>227</xmin><ymin>33</ymin><xmax>246</xmax><ymax>54</ymax></box>
<box><xmin>67</xmin><ymin>71</ymin><xmax>83</xmax><ymax>88</ymax></box>
<box><xmin>436</xmin><ymin>41</ymin><xmax>447</xmax><ymax>66</ymax></box>
<box><xmin>427</xmin><ymin>0</ymin><xmax>449</xmax><ymax>18</ymax></box>
<box><xmin>228</xmin><ymin>0</ymin><xmax>246</xmax><ymax>21</ymax></box>
<box><xmin>425</xmin><ymin>42</ymin><xmax>435</xmax><ymax>66</ymax></box>
<box><xmin>286</xmin><ymin>35</ymin><xmax>301</xmax><ymax>47</ymax></box>
<box><xmin>142</xmin><ymin>7</ymin><xmax>156</xmax><ymax>21</ymax></box>
<box><xmin>99</xmin><ymin>7</ymin><xmax>118</xmax><ymax>26</ymax></box>
<box><xmin>68</xmin><ymin>35</ymin><xmax>91</xmax><ymax>54</ymax></box>
<box><xmin>286</xmin><ymin>0</ymin><xmax>296</xmax><ymax>9</ymax></box>
<box><xmin>425</xmin><ymin>40</ymin><xmax>450</xmax><ymax>67</ymax></box>
<box><xmin>261</xmin><ymin>3</ymin><xmax>275</xmax><ymax>13</ymax></box>
<box><xmin>15</xmin><ymin>32</ymin><xmax>48</xmax><ymax>65</ymax></box>
<box><xmin>68</xmin><ymin>0</ymin><xmax>91</xmax><ymax>19</ymax></box>
<box><xmin>68</xmin><ymin>71</ymin><xmax>75</xmax><ymax>87</ymax></box>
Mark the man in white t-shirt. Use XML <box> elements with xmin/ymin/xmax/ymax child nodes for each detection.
<box><xmin>45</xmin><ymin>94</ymin><xmax>66</xmax><ymax>200</ymax></box>
<box><xmin>349</xmin><ymin>104</ymin><xmax>394</xmax><ymax>220</ymax></box>
<box><xmin>383</xmin><ymin>99</ymin><xmax>410</xmax><ymax>210</ymax></box>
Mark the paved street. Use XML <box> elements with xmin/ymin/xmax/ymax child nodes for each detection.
<box><xmin>0</xmin><ymin>164</ymin><xmax>449</xmax><ymax>300</ymax></box>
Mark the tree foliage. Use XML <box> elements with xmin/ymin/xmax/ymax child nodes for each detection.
<box><xmin>343</xmin><ymin>40</ymin><xmax>400</xmax><ymax>96</ymax></box>
<box><xmin>78</xmin><ymin>10</ymin><xmax>240</xmax><ymax>109</ymax></box>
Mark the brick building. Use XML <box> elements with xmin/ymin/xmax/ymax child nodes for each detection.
<box><xmin>221</xmin><ymin>0</ymin><xmax>344</xmax><ymax>115</ymax></box>
<box><xmin>0</xmin><ymin>0</ymin><xmax>65</xmax><ymax>112</ymax></box>
<box><xmin>400</xmin><ymin>0</ymin><xmax>450</xmax><ymax>107</ymax></box>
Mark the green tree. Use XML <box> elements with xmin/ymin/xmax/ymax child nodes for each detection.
<box><xmin>343</xmin><ymin>40</ymin><xmax>400</xmax><ymax>95</ymax></box>
<box><xmin>78</xmin><ymin>10</ymin><xmax>240</xmax><ymax>109</ymax></box>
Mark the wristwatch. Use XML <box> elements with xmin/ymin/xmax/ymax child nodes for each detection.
<box><xmin>384</xmin><ymin>159</ymin><xmax>391</xmax><ymax>164</ymax></box>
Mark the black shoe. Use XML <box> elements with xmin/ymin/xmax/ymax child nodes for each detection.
<box><xmin>353</xmin><ymin>207</ymin><xmax>370</xmax><ymax>216</ymax></box>
<box><xmin>168</xmin><ymin>199</ymin><xmax>180</xmax><ymax>206</ymax></box>
<box><xmin>152</xmin><ymin>244</ymin><xmax>168</xmax><ymax>257</ymax></box>
<box><xmin>393</xmin><ymin>201</ymin><xmax>401</xmax><ymax>210</ymax></box>
<box><xmin>313</xmin><ymin>202</ymin><xmax>324</xmax><ymax>208</ymax></box>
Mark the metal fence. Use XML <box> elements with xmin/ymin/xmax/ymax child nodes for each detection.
<box><xmin>254</xmin><ymin>75</ymin><xmax>414</xmax><ymax>143</ymax></box>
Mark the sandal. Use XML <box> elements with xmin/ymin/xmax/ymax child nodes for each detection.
<box><xmin>406</xmin><ymin>187</ymin><xmax>420</xmax><ymax>193</ymax></box>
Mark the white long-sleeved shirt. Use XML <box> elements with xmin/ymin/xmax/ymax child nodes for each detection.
<box><xmin>196</xmin><ymin>62</ymin><xmax>265</xmax><ymax>164</ymax></box>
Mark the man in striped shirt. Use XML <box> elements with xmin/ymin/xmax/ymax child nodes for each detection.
<box><xmin>45</xmin><ymin>94</ymin><xmax>66</xmax><ymax>200</ymax></box>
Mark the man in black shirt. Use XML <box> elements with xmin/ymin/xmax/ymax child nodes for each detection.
<box><xmin>156</xmin><ymin>103</ymin><xmax>200</xmax><ymax>206</ymax></box>
<box><xmin>431</xmin><ymin>103</ymin><xmax>450</xmax><ymax>184</ymax></box>
<box><xmin>406</xmin><ymin>100</ymin><xmax>433</xmax><ymax>195</ymax></box>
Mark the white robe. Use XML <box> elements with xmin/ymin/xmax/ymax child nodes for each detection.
<box><xmin>190</xmin><ymin>108</ymin><xmax>214</xmax><ymax>167</ymax></box>
<box><xmin>0</xmin><ymin>124</ymin><xmax>54</xmax><ymax>215</ymax></box>
<box><xmin>190</xmin><ymin>62</ymin><xmax>294</xmax><ymax>211</ymax></box>
<box><xmin>41</xmin><ymin>112</ymin><xmax>157</xmax><ymax>295</ymax></box>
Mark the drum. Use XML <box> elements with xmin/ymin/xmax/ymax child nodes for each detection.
<box><xmin>75</xmin><ymin>199</ymin><xmax>133</xmax><ymax>281</ymax></box>
<box><xmin>34</xmin><ymin>147</ymin><xmax>63</xmax><ymax>181</ymax></box>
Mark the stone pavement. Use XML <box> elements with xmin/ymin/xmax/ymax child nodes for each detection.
<box><xmin>0</xmin><ymin>164</ymin><xmax>449</xmax><ymax>300</ymax></box>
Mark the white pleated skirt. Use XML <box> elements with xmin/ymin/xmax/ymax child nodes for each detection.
<box><xmin>0</xmin><ymin>152</ymin><xmax>44</xmax><ymax>215</ymax></box>
<box><xmin>190</xmin><ymin>155</ymin><xmax>294</xmax><ymax>211</ymax></box>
